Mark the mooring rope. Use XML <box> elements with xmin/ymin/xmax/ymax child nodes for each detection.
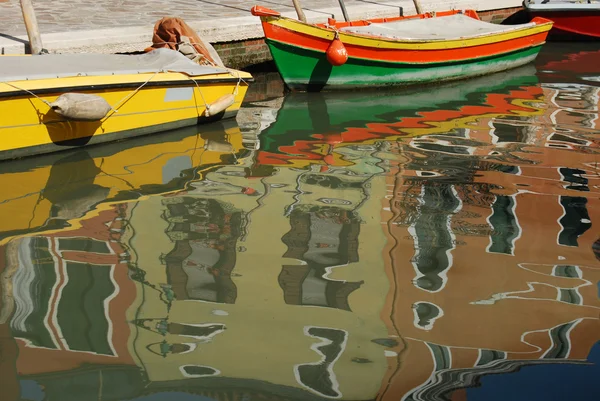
<box><xmin>2</xmin><ymin>72</ymin><xmax>160</xmax><ymax>120</ymax></box>
<box><xmin>187</xmin><ymin>75</ymin><xmax>210</xmax><ymax>118</ymax></box>
<box><xmin>103</xmin><ymin>70</ymin><xmax>161</xmax><ymax>120</ymax></box>
<box><xmin>2</xmin><ymin>82</ymin><xmax>52</xmax><ymax>107</ymax></box>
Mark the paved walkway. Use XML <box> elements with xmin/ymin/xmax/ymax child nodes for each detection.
<box><xmin>0</xmin><ymin>0</ymin><xmax>521</xmax><ymax>54</ymax></box>
<box><xmin>0</xmin><ymin>0</ymin><xmax>404</xmax><ymax>35</ymax></box>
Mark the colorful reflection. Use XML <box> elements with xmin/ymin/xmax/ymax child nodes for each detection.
<box><xmin>0</xmin><ymin>44</ymin><xmax>599</xmax><ymax>401</ymax></box>
<box><xmin>256</xmin><ymin>64</ymin><xmax>544</xmax><ymax>170</ymax></box>
<box><xmin>0</xmin><ymin>120</ymin><xmax>250</xmax><ymax>243</ymax></box>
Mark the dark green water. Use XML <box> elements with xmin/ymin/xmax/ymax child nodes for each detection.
<box><xmin>0</xmin><ymin>43</ymin><xmax>599</xmax><ymax>401</ymax></box>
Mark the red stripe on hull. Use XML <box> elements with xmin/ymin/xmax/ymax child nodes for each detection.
<box><xmin>528</xmin><ymin>11</ymin><xmax>600</xmax><ymax>39</ymax></box>
<box><xmin>263</xmin><ymin>22</ymin><xmax>549</xmax><ymax>64</ymax></box>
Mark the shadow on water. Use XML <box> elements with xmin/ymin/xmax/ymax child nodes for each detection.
<box><xmin>0</xmin><ymin>43</ymin><xmax>599</xmax><ymax>401</ymax></box>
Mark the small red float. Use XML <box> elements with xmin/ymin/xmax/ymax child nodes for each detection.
<box><xmin>326</xmin><ymin>34</ymin><xmax>348</xmax><ymax>66</ymax></box>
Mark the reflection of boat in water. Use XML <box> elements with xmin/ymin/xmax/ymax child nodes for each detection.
<box><xmin>0</xmin><ymin>120</ymin><xmax>250</xmax><ymax>242</ymax></box>
<box><xmin>256</xmin><ymin>66</ymin><xmax>544</xmax><ymax>168</ymax></box>
<box><xmin>1</xmin><ymin>64</ymin><xmax>599</xmax><ymax>401</ymax></box>
<box><xmin>531</xmin><ymin>43</ymin><xmax>600</xmax><ymax>141</ymax></box>
<box><xmin>535</xmin><ymin>43</ymin><xmax>600</xmax><ymax>84</ymax></box>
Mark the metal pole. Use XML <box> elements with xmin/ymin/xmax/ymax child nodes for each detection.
<box><xmin>19</xmin><ymin>0</ymin><xmax>44</xmax><ymax>54</ymax></box>
<box><xmin>291</xmin><ymin>0</ymin><xmax>307</xmax><ymax>22</ymax></box>
<box><xmin>412</xmin><ymin>0</ymin><xmax>424</xmax><ymax>14</ymax></box>
<box><xmin>337</xmin><ymin>0</ymin><xmax>350</xmax><ymax>22</ymax></box>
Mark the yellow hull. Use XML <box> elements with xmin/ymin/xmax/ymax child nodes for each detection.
<box><xmin>0</xmin><ymin>69</ymin><xmax>251</xmax><ymax>160</ymax></box>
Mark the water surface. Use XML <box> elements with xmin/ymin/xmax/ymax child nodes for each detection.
<box><xmin>0</xmin><ymin>43</ymin><xmax>599</xmax><ymax>401</ymax></box>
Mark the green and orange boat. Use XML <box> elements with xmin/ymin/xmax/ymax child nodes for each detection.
<box><xmin>251</xmin><ymin>5</ymin><xmax>553</xmax><ymax>91</ymax></box>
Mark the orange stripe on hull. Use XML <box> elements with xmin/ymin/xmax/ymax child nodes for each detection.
<box><xmin>263</xmin><ymin>22</ymin><xmax>549</xmax><ymax>64</ymax></box>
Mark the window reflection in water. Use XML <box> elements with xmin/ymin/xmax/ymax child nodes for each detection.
<box><xmin>280</xmin><ymin>206</ymin><xmax>363</xmax><ymax>311</ymax></box>
<box><xmin>162</xmin><ymin>197</ymin><xmax>243</xmax><ymax>304</ymax></box>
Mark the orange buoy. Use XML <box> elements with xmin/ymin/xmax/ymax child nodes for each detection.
<box><xmin>323</xmin><ymin>154</ymin><xmax>335</xmax><ymax>165</ymax></box>
<box><xmin>326</xmin><ymin>35</ymin><xmax>348</xmax><ymax>66</ymax></box>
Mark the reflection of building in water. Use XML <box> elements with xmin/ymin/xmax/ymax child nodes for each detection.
<box><xmin>0</xmin><ymin>118</ymin><xmax>396</xmax><ymax>400</ymax></box>
<box><xmin>0</xmin><ymin>204</ymin><xmax>139</xmax><ymax>400</ymax></box>
<box><xmin>280</xmin><ymin>206</ymin><xmax>363</xmax><ymax>310</ymax></box>
<box><xmin>2</xmin><ymin>79</ymin><xmax>599</xmax><ymax>401</ymax></box>
<box><xmin>162</xmin><ymin>197</ymin><xmax>243</xmax><ymax>304</ymax></box>
<box><xmin>121</xmin><ymin>162</ymin><xmax>392</xmax><ymax>400</ymax></box>
<box><xmin>379</xmin><ymin>88</ymin><xmax>600</xmax><ymax>400</ymax></box>
<box><xmin>542</xmin><ymin>84</ymin><xmax>600</xmax><ymax>140</ymax></box>
<box><xmin>406</xmin><ymin>82</ymin><xmax>600</xmax><ymax>165</ymax></box>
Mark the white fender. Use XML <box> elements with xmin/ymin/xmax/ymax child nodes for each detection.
<box><xmin>49</xmin><ymin>93</ymin><xmax>112</xmax><ymax>121</ymax></box>
<box><xmin>205</xmin><ymin>94</ymin><xmax>235</xmax><ymax>117</ymax></box>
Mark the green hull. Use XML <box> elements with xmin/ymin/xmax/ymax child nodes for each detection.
<box><xmin>266</xmin><ymin>40</ymin><xmax>543</xmax><ymax>91</ymax></box>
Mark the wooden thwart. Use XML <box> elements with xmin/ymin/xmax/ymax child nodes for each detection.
<box><xmin>292</xmin><ymin>0</ymin><xmax>425</xmax><ymax>22</ymax></box>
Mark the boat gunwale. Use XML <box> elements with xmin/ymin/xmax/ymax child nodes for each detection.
<box><xmin>0</xmin><ymin>76</ymin><xmax>251</xmax><ymax>97</ymax></box>
<box><xmin>260</xmin><ymin>11</ymin><xmax>554</xmax><ymax>49</ymax></box>
<box><xmin>267</xmin><ymin>40</ymin><xmax>544</xmax><ymax>90</ymax></box>
<box><xmin>266</xmin><ymin>38</ymin><xmax>546</xmax><ymax>67</ymax></box>
<box><xmin>524</xmin><ymin>0</ymin><xmax>600</xmax><ymax>12</ymax></box>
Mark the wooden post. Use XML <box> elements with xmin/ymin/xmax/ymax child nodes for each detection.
<box><xmin>19</xmin><ymin>0</ymin><xmax>44</xmax><ymax>54</ymax></box>
<box><xmin>291</xmin><ymin>0</ymin><xmax>307</xmax><ymax>22</ymax></box>
<box><xmin>412</xmin><ymin>0</ymin><xmax>424</xmax><ymax>14</ymax></box>
<box><xmin>337</xmin><ymin>0</ymin><xmax>350</xmax><ymax>21</ymax></box>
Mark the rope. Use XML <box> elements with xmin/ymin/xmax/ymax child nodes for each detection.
<box><xmin>3</xmin><ymin>71</ymin><xmax>160</xmax><ymax>120</ymax></box>
<box><xmin>2</xmin><ymin>82</ymin><xmax>52</xmax><ymax>108</ymax></box>
<box><xmin>227</xmin><ymin>68</ymin><xmax>242</xmax><ymax>96</ymax></box>
<box><xmin>188</xmin><ymin>75</ymin><xmax>210</xmax><ymax>118</ymax></box>
<box><xmin>103</xmin><ymin>71</ymin><xmax>160</xmax><ymax>120</ymax></box>
<box><xmin>188</xmin><ymin>69</ymin><xmax>243</xmax><ymax>117</ymax></box>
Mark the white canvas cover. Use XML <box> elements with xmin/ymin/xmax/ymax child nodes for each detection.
<box><xmin>339</xmin><ymin>14</ymin><xmax>536</xmax><ymax>41</ymax></box>
<box><xmin>0</xmin><ymin>48</ymin><xmax>228</xmax><ymax>83</ymax></box>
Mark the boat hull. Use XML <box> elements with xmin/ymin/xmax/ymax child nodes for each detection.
<box><xmin>526</xmin><ymin>10</ymin><xmax>600</xmax><ymax>40</ymax></box>
<box><xmin>255</xmin><ymin>9</ymin><xmax>552</xmax><ymax>91</ymax></box>
<box><xmin>267</xmin><ymin>40</ymin><xmax>543</xmax><ymax>91</ymax></box>
<box><xmin>0</xmin><ymin>72</ymin><xmax>250</xmax><ymax>160</ymax></box>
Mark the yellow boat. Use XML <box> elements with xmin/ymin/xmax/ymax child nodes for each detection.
<box><xmin>0</xmin><ymin>49</ymin><xmax>252</xmax><ymax>160</ymax></box>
